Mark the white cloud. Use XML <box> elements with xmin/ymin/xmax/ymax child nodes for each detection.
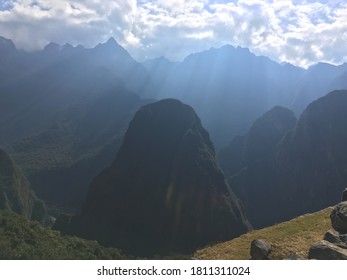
<box><xmin>0</xmin><ymin>0</ymin><xmax>347</xmax><ymax>67</ymax></box>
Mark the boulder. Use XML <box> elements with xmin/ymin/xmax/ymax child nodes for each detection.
<box><xmin>323</xmin><ymin>229</ymin><xmax>347</xmax><ymax>249</ymax></box>
<box><xmin>308</xmin><ymin>240</ymin><xmax>347</xmax><ymax>260</ymax></box>
<box><xmin>324</xmin><ymin>229</ymin><xmax>342</xmax><ymax>244</ymax></box>
<box><xmin>250</xmin><ymin>239</ymin><xmax>271</xmax><ymax>260</ymax></box>
<box><xmin>330</xmin><ymin>202</ymin><xmax>347</xmax><ymax>234</ymax></box>
<box><xmin>342</xmin><ymin>188</ymin><xmax>347</xmax><ymax>202</ymax></box>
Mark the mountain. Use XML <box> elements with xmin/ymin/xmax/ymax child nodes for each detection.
<box><xmin>218</xmin><ymin>106</ymin><xmax>297</xmax><ymax>177</ymax></box>
<box><xmin>0</xmin><ymin>36</ymin><xmax>17</xmax><ymax>56</ymax></box>
<box><xmin>0</xmin><ymin>148</ymin><xmax>50</xmax><ymax>224</ymax></box>
<box><xmin>56</xmin><ymin>99</ymin><xmax>251</xmax><ymax>256</ymax></box>
<box><xmin>222</xmin><ymin>90</ymin><xmax>347</xmax><ymax>228</ymax></box>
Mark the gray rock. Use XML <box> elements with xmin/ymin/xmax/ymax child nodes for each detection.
<box><xmin>340</xmin><ymin>233</ymin><xmax>347</xmax><ymax>243</ymax></box>
<box><xmin>308</xmin><ymin>240</ymin><xmax>347</xmax><ymax>260</ymax></box>
<box><xmin>330</xmin><ymin>202</ymin><xmax>347</xmax><ymax>234</ymax></box>
<box><xmin>323</xmin><ymin>229</ymin><xmax>347</xmax><ymax>249</ymax></box>
<box><xmin>284</xmin><ymin>253</ymin><xmax>306</xmax><ymax>260</ymax></box>
<box><xmin>324</xmin><ymin>229</ymin><xmax>342</xmax><ymax>243</ymax></box>
<box><xmin>250</xmin><ymin>239</ymin><xmax>271</xmax><ymax>260</ymax></box>
<box><xmin>342</xmin><ymin>188</ymin><xmax>347</xmax><ymax>202</ymax></box>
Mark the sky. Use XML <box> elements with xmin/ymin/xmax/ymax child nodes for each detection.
<box><xmin>0</xmin><ymin>0</ymin><xmax>346</xmax><ymax>68</ymax></box>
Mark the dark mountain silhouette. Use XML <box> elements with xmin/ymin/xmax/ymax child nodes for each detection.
<box><xmin>0</xmin><ymin>148</ymin><xmax>50</xmax><ymax>224</ymax></box>
<box><xmin>219</xmin><ymin>106</ymin><xmax>297</xmax><ymax>177</ymax></box>
<box><xmin>56</xmin><ymin>99</ymin><xmax>251</xmax><ymax>256</ymax></box>
<box><xmin>222</xmin><ymin>90</ymin><xmax>347</xmax><ymax>228</ymax></box>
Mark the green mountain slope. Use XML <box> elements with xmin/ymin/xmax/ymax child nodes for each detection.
<box><xmin>0</xmin><ymin>148</ymin><xmax>49</xmax><ymax>224</ymax></box>
<box><xmin>0</xmin><ymin>210</ymin><xmax>126</xmax><ymax>259</ymax></box>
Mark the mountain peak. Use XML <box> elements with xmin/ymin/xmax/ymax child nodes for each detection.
<box><xmin>43</xmin><ymin>42</ymin><xmax>61</xmax><ymax>52</ymax></box>
<box><xmin>0</xmin><ymin>36</ymin><xmax>17</xmax><ymax>54</ymax></box>
<box><xmin>94</xmin><ymin>37</ymin><xmax>130</xmax><ymax>58</ymax></box>
<box><xmin>97</xmin><ymin>37</ymin><xmax>121</xmax><ymax>49</ymax></box>
<box><xmin>106</xmin><ymin>37</ymin><xmax>117</xmax><ymax>45</ymax></box>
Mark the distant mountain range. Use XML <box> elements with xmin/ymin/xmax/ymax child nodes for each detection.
<box><xmin>143</xmin><ymin>45</ymin><xmax>347</xmax><ymax>148</ymax></box>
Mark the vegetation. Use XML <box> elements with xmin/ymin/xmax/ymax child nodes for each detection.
<box><xmin>194</xmin><ymin>207</ymin><xmax>332</xmax><ymax>260</ymax></box>
<box><xmin>0</xmin><ymin>210</ymin><xmax>127</xmax><ymax>260</ymax></box>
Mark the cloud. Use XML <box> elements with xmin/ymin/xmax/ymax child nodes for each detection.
<box><xmin>0</xmin><ymin>0</ymin><xmax>347</xmax><ymax>67</ymax></box>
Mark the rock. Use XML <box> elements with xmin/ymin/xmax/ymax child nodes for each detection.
<box><xmin>284</xmin><ymin>252</ymin><xmax>305</xmax><ymax>260</ymax></box>
<box><xmin>324</xmin><ymin>229</ymin><xmax>342</xmax><ymax>243</ymax></box>
<box><xmin>330</xmin><ymin>202</ymin><xmax>347</xmax><ymax>234</ymax></box>
<box><xmin>308</xmin><ymin>240</ymin><xmax>347</xmax><ymax>260</ymax></box>
<box><xmin>342</xmin><ymin>188</ymin><xmax>347</xmax><ymax>202</ymax></box>
<box><xmin>323</xmin><ymin>229</ymin><xmax>347</xmax><ymax>249</ymax></box>
<box><xmin>250</xmin><ymin>239</ymin><xmax>271</xmax><ymax>260</ymax></box>
<box><xmin>340</xmin><ymin>233</ymin><xmax>347</xmax><ymax>244</ymax></box>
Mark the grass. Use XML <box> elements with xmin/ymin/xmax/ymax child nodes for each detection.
<box><xmin>194</xmin><ymin>207</ymin><xmax>333</xmax><ymax>260</ymax></box>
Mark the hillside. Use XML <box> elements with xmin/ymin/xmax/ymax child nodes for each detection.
<box><xmin>194</xmin><ymin>207</ymin><xmax>332</xmax><ymax>260</ymax></box>
<box><xmin>0</xmin><ymin>148</ymin><xmax>50</xmax><ymax>224</ymax></box>
<box><xmin>0</xmin><ymin>210</ymin><xmax>127</xmax><ymax>260</ymax></box>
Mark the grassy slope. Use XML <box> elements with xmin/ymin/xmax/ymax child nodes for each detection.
<box><xmin>194</xmin><ymin>207</ymin><xmax>332</xmax><ymax>260</ymax></box>
<box><xmin>0</xmin><ymin>210</ymin><xmax>128</xmax><ymax>260</ymax></box>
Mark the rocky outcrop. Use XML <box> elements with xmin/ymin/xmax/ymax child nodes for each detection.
<box><xmin>330</xmin><ymin>202</ymin><xmax>347</xmax><ymax>234</ymax></box>
<box><xmin>308</xmin><ymin>189</ymin><xmax>347</xmax><ymax>259</ymax></box>
<box><xmin>0</xmin><ymin>148</ymin><xmax>51</xmax><ymax>225</ymax></box>
<box><xmin>57</xmin><ymin>99</ymin><xmax>251</xmax><ymax>256</ymax></box>
<box><xmin>323</xmin><ymin>230</ymin><xmax>347</xmax><ymax>249</ymax></box>
<box><xmin>308</xmin><ymin>240</ymin><xmax>347</xmax><ymax>260</ymax></box>
<box><xmin>250</xmin><ymin>239</ymin><xmax>271</xmax><ymax>260</ymax></box>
